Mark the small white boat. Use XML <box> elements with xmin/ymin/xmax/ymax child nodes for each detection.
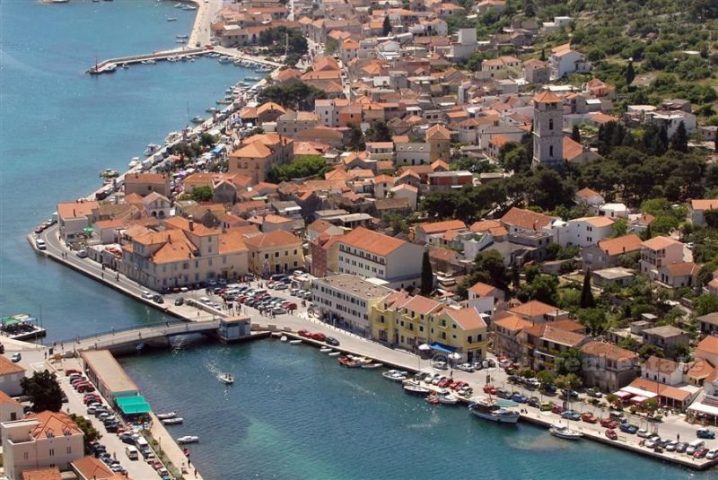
<box><xmin>144</xmin><ymin>144</ymin><xmax>160</xmax><ymax>156</ymax></box>
<box><xmin>403</xmin><ymin>383</ymin><xmax>431</xmax><ymax>396</ymax></box>
<box><xmin>289</xmin><ymin>339</ymin><xmax>302</xmax><ymax>345</ymax></box>
<box><xmin>361</xmin><ymin>362</ymin><xmax>384</xmax><ymax>369</ymax></box>
<box><xmin>219</xmin><ymin>372</ymin><xmax>234</xmax><ymax>385</ymax></box>
<box><xmin>437</xmin><ymin>393</ymin><xmax>460</xmax><ymax>405</ymax></box>
<box><xmin>549</xmin><ymin>424</ymin><xmax>583</xmax><ymax>440</ymax></box>
<box><xmin>162</xmin><ymin>417</ymin><xmax>184</xmax><ymax>425</ymax></box>
<box><xmin>174</xmin><ymin>2</ymin><xmax>182</xmax><ymax>7</ymax></box>
<box><xmin>382</xmin><ymin>370</ymin><xmax>408</xmax><ymax>382</ymax></box>
<box><xmin>280</xmin><ymin>335</ymin><xmax>288</xmax><ymax>342</ymax></box>
<box><xmin>176</xmin><ymin>34</ymin><xmax>189</xmax><ymax>39</ymax></box>
<box><xmin>156</xmin><ymin>412</ymin><xmax>177</xmax><ymax>420</ymax></box>
<box><xmin>177</xmin><ymin>435</ymin><xmax>199</xmax><ymax>444</ymax></box>
<box><xmin>327</xmin><ymin>351</ymin><xmax>340</xmax><ymax>357</ymax></box>
<box><xmin>167</xmin><ymin>17</ymin><xmax>177</xmax><ymax>22</ymax></box>
<box><xmin>128</xmin><ymin>157</ymin><xmax>140</xmax><ymax>168</ymax></box>
<box><xmin>190</xmin><ymin>116</ymin><xmax>205</xmax><ymax>124</ymax></box>
<box><xmin>320</xmin><ymin>347</ymin><xmax>332</xmax><ymax>353</ymax></box>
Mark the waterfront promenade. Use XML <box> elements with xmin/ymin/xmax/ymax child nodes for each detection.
<box><xmin>23</xmin><ymin>230</ymin><xmax>718</xmax><ymax>470</ymax></box>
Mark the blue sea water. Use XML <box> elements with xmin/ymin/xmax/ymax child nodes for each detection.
<box><xmin>0</xmin><ymin>1</ymin><xmax>708</xmax><ymax>479</ymax></box>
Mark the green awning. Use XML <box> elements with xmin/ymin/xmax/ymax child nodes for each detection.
<box><xmin>115</xmin><ymin>395</ymin><xmax>151</xmax><ymax>415</ymax></box>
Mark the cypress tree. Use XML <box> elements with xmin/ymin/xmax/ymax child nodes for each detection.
<box><xmin>580</xmin><ymin>269</ymin><xmax>595</xmax><ymax>308</ymax></box>
<box><xmin>382</xmin><ymin>15</ymin><xmax>392</xmax><ymax>36</ymax></box>
<box><xmin>625</xmin><ymin>61</ymin><xmax>635</xmax><ymax>86</ymax></box>
<box><xmin>420</xmin><ymin>250</ymin><xmax>433</xmax><ymax>296</ymax></box>
<box><xmin>571</xmin><ymin>125</ymin><xmax>581</xmax><ymax>143</ymax></box>
<box><xmin>670</xmin><ymin>121</ymin><xmax>688</xmax><ymax>153</ymax></box>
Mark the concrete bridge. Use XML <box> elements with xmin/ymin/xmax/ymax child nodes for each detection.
<box><xmin>58</xmin><ymin>320</ymin><xmax>223</xmax><ymax>355</ymax></box>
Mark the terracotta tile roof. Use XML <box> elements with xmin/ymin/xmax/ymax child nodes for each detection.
<box><xmin>549</xmin><ymin>319</ymin><xmax>586</xmax><ymax>333</ymax></box>
<box><xmin>402</xmin><ymin>295</ymin><xmax>442</xmax><ymax>315</ymax></box>
<box><xmin>164</xmin><ymin>216</ymin><xmax>219</xmax><ymax>237</ymax></box>
<box><xmin>231</xmin><ymin>140</ymin><xmax>273</xmax><ymax>159</ymax></box>
<box><xmin>416</xmin><ymin>219</ymin><xmax>466</xmax><ymax>235</ymax></box>
<box><xmin>663</xmin><ymin>261</ymin><xmax>700</xmax><ymax>277</ymax></box>
<box><xmin>500</xmin><ymin>207</ymin><xmax>554</xmax><ymax>231</ymax></box>
<box><xmin>468</xmin><ymin>282</ymin><xmax>497</xmax><ymax>297</ymax></box>
<box><xmin>426</xmin><ymin>124</ymin><xmax>451</xmax><ymax>140</ymax></box>
<box><xmin>243</xmin><ymin>230</ymin><xmax>301</xmax><ymax>250</ymax></box>
<box><xmin>691</xmin><ymin>199</ymin><xmax>718</xmax><ymax>211</ymax></box>
<box><xmin>686</xmin><ymin>359</ymin><xmax>715</xmax><ymax>380</ymax></box>
<box><xmin>257</xmin><ymin>102</ymin><xmax>286</xmax><ymax>116</ymax></box>
<box><xmin>57</xmin><ymin>201</ymin><xmax>100</xmax><ymax>220</ymax></box>
<box><xmin>470</xmin><ymin>219</ymin><xmax>502</xmax><ymax>233</ymax></box>
<box><xmin>0</xmin><ymin>390</ymin><xmax>20</xmax><ymax>406</ymax></box>
<box><xmin>563</xmin><ymin>136</ymin><xmax>583</xmax><ymax>161</ymax></box>
<box><xmin>21</xmin><ymin>468</ymin><xmax>62</xmax><ymax>480</ymax></box>
<box><xmin>581</xmin><ymin>341</ymin><xmax>638</xmax><ymax>361</ymax></box>
<box><xmin>643</xmin><ymin>355</ymin><xmax>679</xmax><ymax>374</ymax></box>
<box><xmin>0</xmin><ymin>355</ymin><xmax>25</xmax><ymax>375</ymax></box>
<box><xmin>574</xmin><ymin>216</ymin><xmax>614</xmax><ymax>228</ymax></box>
<box><xmin>531</xmin><ymin>325</ymin><xmax>586</xmax><ymax>347</ymax></box>
<box><xmin>597</xmin><ymin>234</ymin><xmax>642</xmax><ymax>256</ymax></box>
<box><xmin>533</xmin><ymin>90</ymin><xmax>561</xmax><ymax>104</ymax></box>
<box><xmin>124</xmin><ymin>173</ymin><xmax>167</xmax><ymax>184</ymax></box>
<box><xmin>218</xmin><ymin>231</ymin><xmax>248</xmax><ymax>255</ymax></box>
<box><xmin>28</xmin><ymin>411</ymin><xmax>82</xmax><ymax>440</ymax></box>
<box><xmin>444</xmin><ymin>307</ymin><xmax>487</xmax><ymax>331</ymax></box>
<box><xmin>627</xmin><ymin>378</ymin><xmax>692</xmax><ymax>402</ymax></box>
<box><xmin>151</xmin><ymin>236</ymin><xmax>197</xmax><ymax>264</ymax></box>
<box><xmin>338</xmin><ymin>226</ymin><xmax>407</xmax><ymax>256</ymax></box>
<box><xmin>71</xmin><ymin>456</ymin><xmax>125</xmax><ymax>480</ymax></box>
<box><xmin>509</xmin><ymin>300</ymin><xmax>561</xmax><ymax>318</ymax></box>
<box><xmin>697</xmin><ymin>336</ymin><xmax>718</xmax><ymax>356</ymax></box>
<box><xmin>641</xmin><ymin>235</ymin><xmax>681</xmax><ymax>251</ymax></box>
<box><xmin>493</xmin><ymin>314</ymin><xmax>532</xmax><ymax>332</ymax></box>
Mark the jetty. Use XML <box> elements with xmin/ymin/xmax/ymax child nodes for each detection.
<box><xmin>88</xmin><ymin>48</ymin><xmax>208</xmax><ymax>74</ymax></box>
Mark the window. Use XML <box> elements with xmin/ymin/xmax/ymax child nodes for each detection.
<box><xmin>67</xmin><ymin>446</ymin><xmax>72</xmax><ymax>454</ymax></box>
<box><xmin>549</xmin><ymin>145</ymin><xmax>554</xmax><ymax>157</ymax></box>
<box><xmin>49</xmin><ymin>448</ymin><xmax>55</xmax><ymax>457</ymax></box>
<box><xmin>549</xmin><ymin>118</ymin><xmax>554</xmax><ymax>130</ymax></box>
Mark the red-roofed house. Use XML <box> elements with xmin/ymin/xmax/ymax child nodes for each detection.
<box><xmin>467</xmin><ymin>282</ymin><xmax>503</xmax><ymax>316</ymax></box>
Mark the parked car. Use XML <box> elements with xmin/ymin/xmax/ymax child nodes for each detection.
<box><xmin>600</xmin><ymin>418</ymin><xmax>618</xmax><ymax>429</ymax></box>
<box><xmin>539</xmin><ymin>402</ymin><xmax>553</xmax><ymax>412</ymax></box>
<box><xmin>581</xmin><ymin>412</ymin><xmax>598</xmax><ymax>423</ymax></box>
<box><xmin>706</xmin><ymin>449</ymin><xmax>718</xmax><ymax>460</ymax></box>
<box><xmin>527</xmin><ymin>397</ymin><xmax>540</xmax><ymax>408</ymax></box>
<box><xmin>10</xmin><ymin>353</ymin><xmax>21</xmax><ymax>362</ymax></box>
<box><xmin>697</xmin><ymin>428</ymin><xmax>716</xmax><ymax>439</ymax></box>
<box><xmin>605</xmin><ymin>429</ymin><xmax>618</xmax><ymax>440</ymax></box>
<box><xmin>325</xmin><ymin>336</ymin><xmax>339</xmax><ymax>346</ymax></box>
<box><xmin>619</xmin><ymin>423</ymin><xmax>638</xmax><ymax>434</ymax></box>
<box><xmin>561</xmin><ymin>410</ymin><xmax>581</xmax><ymax>421</ymax></box>
<box><xmin>511</xmin><ymin>393</ymin><xmax>528</xmax><ymax>403</ymax></box>
<box><xmin>174</xmin><ymin>297</ymin><xmax>184</xmax><ymax>306</ymax></box>
<box><xmin>676</xmin><ymin>442</ymin><xmax>688</xmax><ymax>453</ymax></box>
<box><xmin>637</xmin><ymin>429</ymin><xmax>651</xmax><ymax>438</ymax></box>
<box><xmin>694</xmin><ymin>447</ymin><xmax>709</xmax><ymax>459</ymax></box>
<box><xmin>551</xmin><ymin>404</ymin><xmax>564</xmax><ymax>415</ymax></box>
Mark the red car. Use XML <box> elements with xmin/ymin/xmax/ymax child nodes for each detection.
<box><xmin>311</xmin><ymin>333</ymin><xmax>326</xmax><ymax>342</ymax></box>
<box><xmin>600</xmin><ymin>418</ymin><xmax>618</xmax><ymax>429</ymax></box>
<box><xmin>298</xmin><ymin>330</ymin><xmax>310</xmax><ymax>338</ymax></box>
<box><xmin>551</xmin><ymin>404</ymin><xmax>564</xmax><ymax>414</ymax></box>
<box><xmin>581</xmin><ymin>412</ymin><xmax>598</xmax><ymax>424</ymax></box>
<box><xmin>65</xmin><ymin>369</ymin><xmax>80</xmax><ymax>376</ymax></box>
<box><xmin>694</xmin><ymin>447</ymin><xmax>709</xmax><ymax>459</ymax></box>
<box><xmin>605</xmin><ymin>429</ymin><xmax>618</xmax><ymax>440</ymax></box>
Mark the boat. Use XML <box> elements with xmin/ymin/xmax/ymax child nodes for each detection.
<box><xmin>327</xmin><ymin>351</ymin><xmax>340</xmax><ymax>357</ymax></box>
<box><xmin>176</xmin><ymin>39</ymin><xmax>187</xmax><ymax>44</ymax></box>
<box><xmin>121</xmin><ymin>63</ymin><xmax>128</xmax><ymax>69</ymax></box>
<box><xmin>549</xmin><ymin>424</ymin><xmax>583</xmax><ymax>440</ymax></box>
<box><xmin>167</xmin><ymin>17</ymin><xmax>177</xmax><ymax>22</ymax></box>
<box><xmin>382</xmin><ymin>370</ymin><xmax>408</xmax><ymax>382</ymax></box>
<box><xmin>338</xmin><ymin>355</ymin><xmax>361</xmax><ymax>368</ymax></box>
<box><xmin>162</xmin><ymin>417</ymin><xmax>184</xmax><ymax>425</ymax></box>
<box><xmin>403</xmin><ymin>382</ymin><xmax>432</xmax><ymax>396</ymax></box>
<box><xmin>174</xmin><ymin>2</ymin><xmax>183</xmax><ymax>7</ymax></box>
<box><xmin>99</xmin><ymin>168</ymin><xmax>119</xmax><ymax>178</ymax></box>
<box><xmin>320</xmin><ymin>347</ymin><xmax>332</xmax><ymax>353</ymax></box>
<box><xmin>176</xmin><ymin>436</ymin><xmax>199</xmax><ymax>445</ymax></box>
<box><xmin>218</xmin><ymin>57</ymin><xmax>233</xmax><ymax>64</ymax></box>
<box><xmin>206</xmin><ymin>107</ymin><xmax>219</xmax><ymax>114</ymax></box>
<box><xmin>219</xmin><ymin>373</ymin><xmax>234</xmax><ymax>385</ymax></box>
<box><xmin>468</xmin><ymin>399</ymin><xmax>520</xmax><ymax>424</ymax></box>
<box><xmin>128</xmin><ymin>157</ymin><xmax>140</xmax><ymax>168</ymax></box>
<box><xmin>190</xmin><ymin>116</ymin><xmax>205</xmax><ymax>124</ymax></box>
<box><xmin>156</xmin><ymin>412</ymin><xmax>177</xmax><ymax>420</ymax></box>
<box><xmin>144</xmin><ymin>144</ymin><xmax>161</xmax><ymax>156</ymax></box>
<box><xmin>289</xmin><ymin>339</ymin><xmax>302</xmax><ymax>345</ymax></box>
<box><xmin>0</xmin><ymin>314</ymin><xmax>47</xmax><ymax>341</ymax></box>
<box><xmin>182</xmin><ymin>5</ymin><xmax>197</xmax><ymax>10</ymax></box>
<box><xmin>51</xmin><ymin>0</ymin><xmax>70</xmax><ymax>3</ymax></box>
<box><xmin>176</xmin><ymin>34</ymin><xmax>189</xmax><ymax>39</ymax></box>
<box><xmin>361</xmin><ymin>362</ymin><xmax>384</xmax><ymax>369</ymax></box>
<box><xmin>437</xmin><ymin>393</ymin><xmax>461</xmax><ymax>405</ymax></box>
<box><xmin>280</xmin><ymin>335</ymin><xmax>288</xmax><ymax>342</ymax></box>
<box><xmin>426</xmin><ymin>394</ymin><xmax>440</xmax><ymax>405</ymax></box>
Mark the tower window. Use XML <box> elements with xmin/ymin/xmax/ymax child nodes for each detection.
<box><xmin>549</xmin><ymin>119</ymin><xmax>554</xmax><ymax>130</ymax></box>
<box><xmin>549</xmin><ymin>146</ymin><xmax>554</xmax><ymax>157</ymax></box>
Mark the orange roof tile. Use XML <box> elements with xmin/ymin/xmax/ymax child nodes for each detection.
<box><xmin>691</xmin><ymin>199</ymin><xmax>718</xmax><ymax>211</ymax></box>
<box><xmin>0</xmin><ymin>355</ymin><xmax>24</xmax><ymax>375</ymax></box>
<box><xmin>243</xmin><ymin>230</ymin><xmax>302</xmax><ymax>249</ymax></box>
<box><xmin>597</xmin><ymin>234</ymin><xmax>642</xmax><ymax>256</ymax></box>
<box><xmin>500</xmin><ymin>207</ymin><xmax>554</xmax><ymax>231</ymax></box>
<box><xmin>493</xmin><ymin>315</ymin><xmax>532</xmax><ymax>332</ymax></box>
<box><xmin>581</xmin><ymin>341</ymin><xmax>637</xmax><ymax>361</ymax></box>
<box><xmin>28</xmin><ymin>411</ymin><xmax>82</xmax><ymax>440</ymax></box>
<box><xmin>468</xmin><ymin>282</ymin><xmax>497</xmax><ymax>297</ymax></box>
<box><xmin>444</xmin><ymin>307</ymin><xmax>487</xmax><ymax>330</ymax></box>
<box><xmin>510</xmin><ymin>300</ymin><xmax>561</xmax><ymax>318</ymax></box>
<box><xmin>338</xmin><ymin>226</ymin><xmax>407</xmax><ymax>256</ymax></box>
<box><xmin>416</xmin><ymin>219</ymin><xmax>466</xmax><ymax>235</ymax></box>
<box><xmin>641</xmin><ymin>236</ymin><xmax>681</xmax><ymax>251</ymax></box>
<box><xmin>533</xmin><ymin>90</ymin><xmax>562</xmax><ymax>104</ymax></box>
<box><xmin>21</xmin><ymin>468</ymin><xmax>62</xmax><ymax>480</ymax></box>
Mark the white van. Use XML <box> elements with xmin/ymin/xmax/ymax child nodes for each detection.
<box><xmin>125</xmin><ymin>445</ymin><xmax>138</xmax><ymax>460</ymax></box>
<box><xmin>687</xmin><ymin>439</ymin><xmax>705</xmax><ymax>455</ymax></box>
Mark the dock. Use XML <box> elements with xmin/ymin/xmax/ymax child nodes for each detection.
<box><xmin>88</xmin><ymin>48</ymin><xmax>209</xmax><ymax>73</ymax></box>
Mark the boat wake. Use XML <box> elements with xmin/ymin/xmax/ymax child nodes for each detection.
<box><xmin>338</xmin><ymin>378</ymin><xmax>377</xmax><ymax>398</ymax></box>
<box><xmin>0</xmin><ymin>49</ymin><xmax>50</xmax><ymax>76</ymax></box>
<box><xmin>407</xmin><ymin>410</ymin><xmax>441</xmax><ymax>429</ymax></box>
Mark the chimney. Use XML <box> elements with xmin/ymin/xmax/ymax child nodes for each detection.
<box><xmin>188</xmin><ymin>215</ymin><xmax>194</xmax><ymax>232</ymax></box>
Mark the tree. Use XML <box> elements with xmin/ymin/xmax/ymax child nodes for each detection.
<box><xmin>670</xmin><ymin>121</ymin><xmax>689</xmax><ymax>153</ymax></box>
<box><xmin>536</xmin><ymin>369</ymin><xmax>555</xmax><ymax>386</ymax></box>
<box><xmin>190</xmin><ymin>185</ymin><xmax>213</xmax><ymax>202</ymax></box>
<box><xmin>364</xmin><ymin>121</ymin><xmax>392</xmax><ymax>142</ymax></box>
<box><xmin>472</xmin><ymin>250</ymin><xmax>509</xmax><ymax>291</ymax></box>
<box><xmin>578</xmin><ymin>308</ymin><xmax>607</xmax><ymax>336</ymax></box>
<box><xmin>555</xmin><ymin>373</ymin><xmax>582</xmax><ymax>393</ymax></box>
<box><xmin>695</xmin><ymin>294</ymin><xmax>718</xmax><ymax>316</ymax></box>
<box><xmin>346</xmin><ymin>124</ymin><xmax>365</xmax><ymax>151</ymax></box>
<box><xmin>21</xmin><ymin>370</ymin><xmax>63</xmax><ymax>413</ymax></box>
<box><xmin>580</xmin><ymin>270</ymin><xmax>595</xmax><ymax>308</ymax></box>
<box><xmin>624</xmin><ymin>60</ymin><xmax>635</xmax><ymax>86</ymax></box>
<box><xmin>267</xmin><ymin>155</ymin><xmax>328</xmax><ymax>183</ymax></box>
<box><xmin>258</xmin><ymin>82</ymin><xmax>327</xmax><ymax>110</ymax></box>
<box><xmin>715</xmin><ymin>128</ymin><xmax>718</xmax><ymax>152</ymax></box>
<box><xmin>420</xmin><ymin>249</ymin><xmax>433</xmax><ymax>296</ymax></box>
<box><xmin>571</xmin><ymin>125</ymin><xmax>581</xmax><ymax>143</ymax></box>
<box><xmin>70</xmin><ymin>414</ymin><xmax>102</xmax><ymax>454</ymax></box>
<box><xmin>557</xmin><ymin>349</ymin><xmax>583</xmax><ymax>376</ymax></box>
<box><xmin>382</xmin><ymin>15</ymin><xmax>392</xmax><ymax>36</ymax></box>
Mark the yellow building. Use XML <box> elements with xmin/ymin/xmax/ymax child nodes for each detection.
<box><xmin>370</xmin><ymin>292</ymin><xmax>488</xmax><ymax>362</ymax></box>
<box><xmin>243</xmin><ymin>230</ymin><xmax>304</xmax><ymax>276</ymax></box>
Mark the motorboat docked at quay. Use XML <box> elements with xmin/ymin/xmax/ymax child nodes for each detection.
<box><xmin>382</xmin><ymin>370</ymin><xmax>408</xmax><ymax>382</ymax></box>
<box><xmin>402</xmin><ymin>380</ymin><xmax>432</xmax><ymax>396</ymax></box>
<box><xmin>156</xmin><ymin>412</ymin><xmax>177</xmax><ymax>420</ymax></box>
<box><xmin>468</xmin><ymin>399</ymin><xmax>520</xmax><ymax>424</ymax></box>
<box><xmin>549</xmin><ymin>423</ymin><xmax>583</xmax><ymax>440</ymax></box>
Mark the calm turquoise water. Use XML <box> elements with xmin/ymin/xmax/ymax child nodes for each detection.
<box><xmin>0</xmin><ymin>1</ymin><xmax>707</xmax><ymax>479</ymax></box>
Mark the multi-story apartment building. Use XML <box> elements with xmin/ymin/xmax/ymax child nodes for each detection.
<box><xmin>244</xmin><ymin>230</ymin><xmax>304</xmax><ymax>275</ymax></box>
<box><xmin>639</xmin><ymin>236</ymin><xmax>684</xmax><ymax>280</ymax></box>
<box><xmin>2</xmin><ymin>412</ymin><xmax>84</xmax><ymax>480</ymax></box>
<box><xmin>332</xmin><ymin>227</ymin><xmax>423</xmax><ymax>289</ymax></box>
<box><xmin>227</xmin><ymin>133</ymin><xmax>293</xmax><ymax>183</ymax></box>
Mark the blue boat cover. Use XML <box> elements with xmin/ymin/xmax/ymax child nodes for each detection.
<box><xmin>430</xmin><ymin>342</ymin><xmax>456</xmax><ymax>353</ymax></box>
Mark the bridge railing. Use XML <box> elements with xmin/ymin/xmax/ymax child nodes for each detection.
<box><xmin>60</xmin><ymin>320</ymin><xmax>186</xmax><ymax>343</ymax></box>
